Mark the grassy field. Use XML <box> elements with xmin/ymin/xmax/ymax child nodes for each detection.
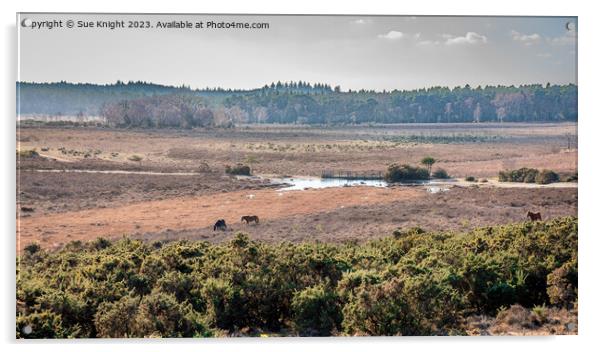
<box><xmin>17</xmin><ymin>123</ymin><xmax>577</xmax><ymax>177</ymax></box>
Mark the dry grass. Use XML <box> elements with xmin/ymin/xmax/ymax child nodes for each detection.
<box><xmin>17</xmin><ymin>123</ymin><xmax>578</xmax><ymax>251</ymax></box>
<box><xmin>466</xmin><ymin>304</ymin><xmax>578</xmax><ymax>336</ymax></box>
<box><xmin>17</xmin><ymin>123</ymin><xmax>577</xmax><ymax>177</ymax></box>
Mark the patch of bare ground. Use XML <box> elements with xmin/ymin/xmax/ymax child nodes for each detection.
<box><xmin>136</xmin><ymin>186</ymin><xmax>576</xmax><ymax>244</ymax></box>
<box><xmin>465</xmin><ymin>304</ymin><xmax>578</xmax><ymax>336</ymax></box>
<box><xmin>17</xmin><ymin>186</ymin><xmax>424</xmax><ymax>251</ymax></box>
<box><xmin>17</xmin><ymin>170</ymin><xmax>275</xmax><ymax>216</ymax></box>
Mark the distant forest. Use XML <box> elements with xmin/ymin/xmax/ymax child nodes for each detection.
<box><xmin>17</xmin><ymin>81</ymin><xmax>577</xmax><ymax>127</ymax></box>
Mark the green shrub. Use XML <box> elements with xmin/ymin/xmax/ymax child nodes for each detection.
<box><xmin>132</xmin><ymin>291</ymin><xmax>209</xmax><ymax>337</ymax></box>
<box><xmin>225</xmin><ymin>163</ymin><xmax>251</xmax><ymax>176</ymax></box>
<box><xmin>384</xmin><ymin>163</ymin><xmax>430</xmax><ymax>182</ymax></box>
<box><xmin>17</xmin><ymin>311</ymin><xmax>67</xmax><ymax>338</ymax></box>
<box><xmin>90</xmin><ymin>237</ymin><xmax>112</xmax><ymax>251</ymax></box>
<box><xmin>547</xmin><ymin>259</ymin><xmax>577</xmax><ymax>307</ymax></box>
<box><xmin>562</xmin><ymin>172</ymin><xmax>578</xmax><ymax>182</ymax></box>
<box><xmin>17</xmin><ymin>149</ymin><xmax>39</xmax><ymax>158</ymax></box>
<box><xmin>431</xmin><ymin>168</ymin><xmax>450</xmax><ymax>179</ymax></box>
<box><xmin>341</xmin><ymin>274</ymin><xmax>461</xmax><ymax>336</ymax></box>
<box><xmin>536</xmin><ymin>169</ymin><xmax>560</xmax><ymax>185</ymax></box>
<box><xmin>36</xmin><ymin>290</ymin><xmax>90</xmax><ymax>336</ymax></box>
<box><xmin>465</xmin><ymin>176</ymin><xmax>476</xmax><ymax>182</ymax></box>
<box><xmin>201</xmin><ymin>278</ymin><xmax>242</xmax><ymax>330</ymax></box>
<box><xmin>23</xmin><ymin>243</ymin><xmax>41</xmax><ymax>255</ymax></box>
<box><xmin>291</xmin><ymin>284</ymin><xmax>342</xmax><ymax>336</ymax></box>
<box><xmin>337</xmin><ymin>270</ymin><xmax>382</xmax><ymax>301</ymax></box>
<box><xmin>499</xmin><ymin>168</ymin><xmax>561</xmax><ymax>184</ymax></box>
<box><xmin>16</xmin><ymin>217</ymin><xmax>577</xmax><ymax>337</ymax></box>
<box><xmin>499</xmin><ymin>168</ymin><xmax>538</xmax><ymax>183</ymax></box>
<box><xmin>94</xmin><ymin>295</ymin><xmax>140</xmax><ymax>338</ymax></box>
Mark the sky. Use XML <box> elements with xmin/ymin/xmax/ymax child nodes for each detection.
<box><xmin>18</xmin><ymin>14</ymin><xmax>577</xmax><ymax>91</ymax></box>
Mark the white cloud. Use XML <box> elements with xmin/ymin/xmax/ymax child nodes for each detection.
<box><xmin>445</xmin><ymin>32</ymin><xmax>488</xmax><ymax>45</ymax></box>
<box><xmin>547</xmin><ymin>31</ymin><xmax>577</xmax><ymax>46</ymax></box>
<box><xmin>377</xmin><ymin>30</ymin><xmax>404</xmax><ymax>40</ymax></box>
<box><xmin>511</xmin><ymin>30</ymin><xmax>541</xmax><ymax>45</ymax></box>
<box><xmin>351</xmin><ymin>19</ymin><xmax>371</xmax><ymax>25</ymax></box>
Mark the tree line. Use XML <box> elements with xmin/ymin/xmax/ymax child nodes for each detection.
<box><xmin>18</xmin><ymin>81</ymin><xmax>577</xmax><ymax>125</ymax></box>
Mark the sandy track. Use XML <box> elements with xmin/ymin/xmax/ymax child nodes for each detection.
<box><xmin>17</xmin><ymin>186</ymin><xmax>423</xmax><ymax>250</ymax></box>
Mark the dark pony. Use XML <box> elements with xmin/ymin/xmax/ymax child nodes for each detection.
<box><xmin>213</xmin><ymin>219</ymin><xmax>227</xmax><ymax>231</ymax></box>
<box><xmin>241</xmin><ymin>215</ymin><xmax>259</xmax><ymax>224</ymax></box>
<box><xmin>527</xmin><ymin>211</ymin><xmax>542</xmax><ymax>221</ymax></box>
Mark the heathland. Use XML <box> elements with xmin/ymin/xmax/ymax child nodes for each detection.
<box><xmin>16</xmin><ymin>88</ymin><xmax>578</xmax><ymax>337</ymax></box>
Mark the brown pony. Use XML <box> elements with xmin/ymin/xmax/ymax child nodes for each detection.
<box><xmin>527</xmin><ymin>211</ymin><xmax>542</xmax><ymax>221</ymax></box>
<box><xmin>241</xmin><ymin>215</ymin><xmax>259</xmax><ymax>224</ymax></box>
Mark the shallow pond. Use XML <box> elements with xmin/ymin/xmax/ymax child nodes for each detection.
<box><xmin>270</xmin><ymin>177</ymin><xmax>389</xmax><ymax>191</ymax></box>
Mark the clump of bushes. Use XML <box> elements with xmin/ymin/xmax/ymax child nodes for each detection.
<box><xmin>431</xmin><ymin>168</ymin><xmax>450</xmax><ymax>179</ymax></box>
<box><xmin>225</xmin><ymin>163</ymin><xmax>251</xmax><ymax>176</ymax></box>
<box><xmin>546</xmin><ymin>259</ymin><xmax>577</xmax><ymax>308</ymax></box>
<box><xmin>498</xmin><ymin>168</ymin><xmax>560</xmax><ymax>185</ymax></box>
<box><xmin>384</xmin><ymin>163</ymin><xmax>430</xmax><ymax>182</ymax></box>
<box><xmin>17</xmin><ymin>149</ymin><xmax>39</xmax><ymax>158</ymax></box>
<box><xmin>536</xmin><ymin>170</ymin><xmax>560</xmax><ymax>185</ymax></box>
<box><xmin>291</xmin><ymin>284</ymin><xmax>342</xmax><ymax>336</ymax></box>
<box><xmin>17</xmin><ymin>217</ymin><xmax>577</xmax><ymax>337</ymax></box>
<box><xmin>562</xmin><ymin>172</ymin><xmax>578</xmax><ymax>182</ymax></box>
<box><xmin>465</xmin><ymin>176</ymin><xmax>476</xmax><ymax>182</ymax></box>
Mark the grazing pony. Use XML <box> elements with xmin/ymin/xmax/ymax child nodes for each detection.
<box><xmin>241</xmin><ymin>215</ymin><xmax>260</xmax><ymax>224</ymax></box>
<box><xmin>527</xmin><ymin>211</ymin><xmax>542</xmax><ymax>221</ymax></box>
<box><xmin>213</xmin><ymin>219</ymin><xmax>227</xmax><ymax>231</ymax></box>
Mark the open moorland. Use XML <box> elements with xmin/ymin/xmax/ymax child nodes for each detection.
<box><xmin>16</xmin><ymin>123</ymin><xmax>578</xmax><ymax>337</ymax></box>
<box><xmin>17</xmin><ymin>123</ymin><xmax>577</xmax><ymax>250</ymax></box>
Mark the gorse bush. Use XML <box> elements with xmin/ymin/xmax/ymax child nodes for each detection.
<box><xmin>499</xmin><ymin>168</ymin><xmax>560</xmax><ymax>185</ymax></box>
<box><xmin>225</xmin><ymin>164</ymin><xmax>251</xmax><ymax>176</ymax></box>
<box><xmin>17</xmin><ymin>149</ymin><xmax>39</xmax><ymax>158</ymax></box>
<box><xmin>292</xmin><ymin>284</ymin><xmax>342</xmax><ymax>336</ymax></box>
<box><xmin>536</xmin><ymin>170</ymin><xmax>560</xmax><ymax>185</ymax></box>
<box><xmin>16</xmin><ymin>217</ymin><xmax>577</xmax><ymax>337</ymax></box>
<box><xmin>562</xmin><ymin>172</ymin><xmax>578</xmax><ymax>182</ymax></box>
<box><xmin>431</xmin><ymin>168</ymin><xmax>450</xmax><ymax>179</ymax></box>
<box><xmin>384</xmin><ymin>163</ymin><xmax>430</xmax><ymax>182</ymax></box>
